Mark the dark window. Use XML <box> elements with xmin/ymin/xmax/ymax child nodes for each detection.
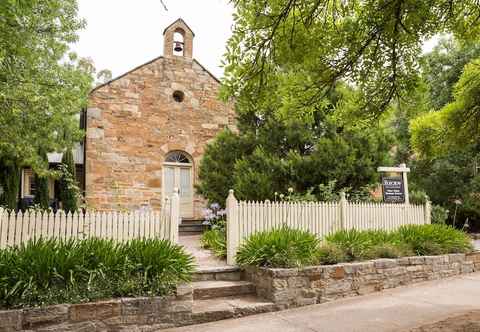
<box><xmin>173</xmin><ymin>90</ymin><xmax>185</xmax><ymax>103</ymax></box>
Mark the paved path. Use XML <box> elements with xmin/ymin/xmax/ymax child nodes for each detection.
<box><xmin>179</xmin><ymin>234</ymin><xmax>228</xmax><ymax>269</ymax></box>
<box><xmin>473</xmin><ymin>240</ymin><xmax>480</xmax><ymax>251</ymax></box>
<box><xmin>165</xmin><ymin>272</ymin><xmax>480</xmax><ymax>332</ymax></box>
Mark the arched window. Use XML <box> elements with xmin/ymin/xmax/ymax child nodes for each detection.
<box><xmin>165</xmin><ymin>151</ymin><xmax>191</xmax><ymax>164</ymax></box>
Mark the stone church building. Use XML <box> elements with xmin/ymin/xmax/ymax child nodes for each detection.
<box><xmin>84</xmin><ymin>19</ymin><xmax>235</xmax><ymax>219</ymax></box>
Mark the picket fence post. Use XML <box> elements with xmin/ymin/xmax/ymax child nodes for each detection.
<box><xmin>170</xmin><ymin>188</ymin><xmax>180</xmax><ymax>243</ymax></box>
<box><xmin>424</xmin><ymin>199</ymin><xmax>432</xmax><ymax>224</ymax></box>
<box><xmin>226</xmin><ymin>189</ymin><xmax>239</xmax><ymax>265</ymax></box>
<box><xmin>338</xmin><ymin>192</ymin><xmax>347</xmax><ymax>231</ymax></box>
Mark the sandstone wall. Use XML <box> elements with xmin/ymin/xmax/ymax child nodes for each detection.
<box><xmin>0</xmin><ymin>285</ymin><xmax>193</xmax><ymax>331</ymax></box>
<box><xmin>246</xmin><ymin>252</ymin><xmax>480</xmax><ymax>309</ymax></box>
<box><xmin>86</xmin><ymin>56</ymin><xmax>235</xmax><ymax>216</ymax></box>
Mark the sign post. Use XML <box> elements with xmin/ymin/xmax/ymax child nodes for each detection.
<box><xmin>377</xmin><ymin>163</ymin><xmax>410</xmax><ymax>204</ymax></box>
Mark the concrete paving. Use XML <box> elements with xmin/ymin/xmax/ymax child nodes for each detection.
<box><xmin>164</xmin><ymin>272</ymin><xmax>480</xmax><ymax>332</ymax></box>
<box><xmin>473</xmin><ymin>239</ymin><xmax>480</xmax><ymax>251</ymax></box>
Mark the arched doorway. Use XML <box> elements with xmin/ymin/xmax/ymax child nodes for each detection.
<box><xmin>163</xmin><ymin>151</ymin><xmax>193</xmax><ymax>218</ymax></box>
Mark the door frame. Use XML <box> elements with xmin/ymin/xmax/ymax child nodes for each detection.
<box><xmin>162</xmin><ymin>161</ymin><xmax>194</xmax><ymax>218</ymax></box>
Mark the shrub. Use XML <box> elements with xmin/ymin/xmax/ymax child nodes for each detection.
<box><xmin>324</xmin><ymin>229</ymin><xmax>396</xmax><ymax>261</ymax></box>
<box><xmin>58</xmin><ymin>150</ymin><xmax>80</xmax><ymax>213</ymax></box>
<box><xmin>201</xmin><ymin>228</ymin><xmax>226</xmax><ymax>258</ymax></box>
<box><xmin>316</xmin><ymin>243</ymin><xmax>346</xmax><ymax>265</ymax></box>
<box><xmin>396</xmin><ymin>224</ymin><xmax>473</xmax><ymax>255</ymax></box>
<box><xmin>0</xmin><ymin>238</ymin><xmax>194</xmax><ymax>309</ymax></box>
<box><xmin>431</xmin><ymin>205</ymin><xmax>449</xmax><ymax>224</ymax></box>
<box><xmin>364</xmin><ymin>243</ymin><xmax>413</xmax><ymax>259</ymax></box>
<box><xmin>236</xmin><ymin>226</ymin><xmax>319</xmax><ymax>268</ymax></box>
<box><xmin>409</xmin><ymin>190</ymin><xmax>428</xmax><ymax>205</ymax></box>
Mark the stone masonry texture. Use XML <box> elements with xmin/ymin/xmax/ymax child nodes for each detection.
<box><xmin>85</xmin><ymin>21</ymin><xmax>235</xmax><ymax>216</ymax></box>
<box><xmin>1</xmin><ymin>253</ymin><xmax>479</xmax><ymax>331</ymax></box>
<box><xmin>246</xmin><ymin>252</ymin><xmax>480</xmax><ymax>309</ymax></box>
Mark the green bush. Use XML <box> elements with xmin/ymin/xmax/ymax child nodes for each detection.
<box><xmin>201</xmin><ymin>228</ymin><xmax>226</xmax><ymax>258</ymax></box>
<box><xmin>364</xmin><ymin>243</ymin><xmax>413</xmax><ymax>259</ymax></box>
<box><xmin>316</xmin><ymin>243</ymin><xmax>347</xmax><ymax>265</ymax></box>
<box><xmin>236</xmin><ymin>226</ymin><xmax>319</xmax><ymax>268</ymax></box>
<box><xmin>0</xmin><ymin>238</ymin><xmax>194</xmax><ymax>309</ymax></box>
<box><xmin>236</xmin><ymin>224</ymin><xmax>473</xmax><ymax>268</ymax></box>
<box><xmin>324</xmin><ymin>229</ymin><xmax>397</xmax><ymax>261</ymax></box>
<box><xmin>409</xmin><ymin>190</ymin><xmax>428</xmax><ymax>205</ymax></box>
<box><xmin>431</xmin><ymin>205</ymin><xmax>449</xmax><ymax>224</ymax></box>
<box><xmin>396</xmin><ymin>224</ymin><xmax>473</xmax><ymax>255</ymax></box>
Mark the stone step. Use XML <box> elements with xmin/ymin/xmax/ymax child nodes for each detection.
<box><xmin>179</xmin><ymin>223</ymin><xmax>208</xmax><ymax>234</ymax></box>
<box><xmin>181</xmin><ymin>219</ymin><xmax>205</xmax><ymax>226</ymax></box>
<box><xmin>192</xmin><ymin>280</ymin><xmax>255</xmax><ymax>300</ymax></box>
<box><xmin>191</xmin><ymin>295</ymin><xmax>277</xmax><ymax>324</ymax></box>
<box><xmin>193</xmin><ymin>266</ymin><xmax>242</xmax><ymax>282</ymax></box>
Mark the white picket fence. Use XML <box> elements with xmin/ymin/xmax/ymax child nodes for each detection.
<box><xmin>226</xmin><ymin>190</ymin><xmax>431</xmax><ymax>264</ymax></box>
<box><xmin>0</xmin><ymin>191</ymin><xmax>180</xmax><ymax>249</ymax></box>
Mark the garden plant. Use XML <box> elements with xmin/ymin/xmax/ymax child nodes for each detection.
<box><xmin>236</xmin><ymin>225</ymin><xmax>473</xmax><ymax>268</ymax></box>
<box><xmin>0</xmin><ymin>238</ymin><xmax>194</xmax><ymax>309</ymax></box>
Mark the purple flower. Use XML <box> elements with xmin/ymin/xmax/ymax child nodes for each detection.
<box><xmin>210</xmin><ymin>202</ymin><xmax>220</xmax><ymax>210</ymax></box>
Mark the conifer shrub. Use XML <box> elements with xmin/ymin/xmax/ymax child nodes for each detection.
<box><xmin>58</xmin><ymin>149</ymin><xmax>80</xmax><ymax>213</ymax></box>
<box><xmin>0</xmin><ymin>238</ymin><xmax>194</xmax><ymax>309</ymax></box>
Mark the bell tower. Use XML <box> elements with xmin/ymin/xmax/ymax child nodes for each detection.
<box><xmin>163</xmin><ymin>18</ymin><xmax>194</xmax><ymax>59</ymax></box>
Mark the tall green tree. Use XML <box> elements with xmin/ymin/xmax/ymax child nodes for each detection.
<box><xmin>0</xmin><ymin>160</ymin><xmax>21</xmax><ymax>210</ymax></box>
<box><xmin>58</xmin><ymin>149</ymin><xmax>79</xmax><ymax>213</ymax></box>
<box><xmin>223</xmin><ymin>0</ymin><xmax>480</xmax><ymax>122</ymax></box>
<box><xmin>197</xmin><ymin>87</ymin><xmax>392</xmax><ymax>203</ymax></box>
<box><xmin>0</xmin><ymin>0</ymin><xmax>92</xmax><ymax>172</ymax></box>
<box><xmin>33</xmin><ymin>152</ymin><xmax>50</xmax><ymax>210</ymax></box>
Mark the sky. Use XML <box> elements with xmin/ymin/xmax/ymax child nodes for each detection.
<box><xmin>72</xmin><ymin>1</ymin><xmax>438</xmax><ymax>81</ymax></box>
<box><xmin>72</xmin><ymin>0</ymin><xmax>235</xmax><ymax>80</ymax></box>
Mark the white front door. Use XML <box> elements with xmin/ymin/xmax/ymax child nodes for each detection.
<box><xmin>163</xmin><ymin>164</ymin><xmax>193</xmax><ymax>218</ymax></box>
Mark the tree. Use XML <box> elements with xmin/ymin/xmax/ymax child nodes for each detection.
<box><xmin>197</xmin><ymin>87</ymin><xmax>392</xmax><ymax>203</ymax></box>
<box><xmin>0</xmin><ymin>160</ymin><xmax>21</xmax><ymax>210</ymax></box>
<box><xmin>410</xmin><ymin>57</ymin><xmax>480</xmax><ymax>158</ymax></box>
<box><xmin>421</xmin><ymin>38</ymin><xmax>480</xmax><ymax>110</ymax></box>
<box><xmin>398</xmin><ymin>37</ymin><xmax>480</xmax><ymax>229</ymax></box>
<box><xmin>58</xmin><ymin>149</ymin><xmax>79</xmax><ymax>212</ymax></box>
<box><xmin>96</xmin><ymin>69</ymin><xmax>113</xmax><ymax>85</ymax></box>
<box><xmin>33</xmin><ymin>152</ymin><xmax>50</xmax><ymax>210</ymax></box>
<box><xmin>0</xmin><ymin>0</ymin><xmax>93</xmax><ymax>173</ymax></box>
<box><xmin>196</xmin><ymin>130</ymin><xmax>252</xmax><ymax>204</ymax></box>
<box><xmin>223</xmin><ymin>0</ymin><xmax>480</xmax><ymax>121</ymax></box>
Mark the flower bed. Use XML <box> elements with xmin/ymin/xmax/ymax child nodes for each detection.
<box><xmin>0</xmin><ymin>238</ymin><xmax>194</xmax><ymax>309</ymax></box>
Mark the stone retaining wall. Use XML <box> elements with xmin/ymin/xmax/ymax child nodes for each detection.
<box><xmin>0</xmin><ymin>285</ymin><xmax>194</xmax><ymax>332</ymax></box>
<box><xmin>246</xmin><ymin>252</ymin><xmax>480</xmax><ymax>309</ymax></box>
<box><xmin>2</xmin><ymin>253</ymin><xmax>479</xmax><ymax>331</ymax></box>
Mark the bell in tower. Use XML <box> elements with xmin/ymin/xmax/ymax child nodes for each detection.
<box><xmin>163</xmin><ymin>18</ymin><xmax>195</xmax><ymax>59</ymax></box>
<box><xmin>174</xmin><ymin>41</ymin><xmax>184</xmax><ymax>52</ymax></box>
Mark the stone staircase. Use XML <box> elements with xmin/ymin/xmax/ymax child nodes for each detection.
<box><xmin>179</xmin><ymin>219</ymin><xmax>208</xmax><ymax>235</ymax></box>
<box><xmin>188</xmin><ymin>266</ymin><xmax>277</xmax><ymax>324</ymax></box>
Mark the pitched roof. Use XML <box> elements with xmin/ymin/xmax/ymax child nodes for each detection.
<box><xmin>89</xmin><ymin>56</ymin><xmax>220</xmax><ymax>94</ymax></box>
<box><xmin>163</xmin><ymin>18</ymin><xmax>195</xmax><ymax>37</ymax></box>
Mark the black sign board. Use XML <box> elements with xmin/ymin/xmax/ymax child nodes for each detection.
<box><xmin>382</xmin><ymin>177</ymin><xmax>405</xmax><ymax>203</ymax></box>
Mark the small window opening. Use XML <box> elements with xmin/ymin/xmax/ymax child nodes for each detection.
<box><xmin>173</xmin><ymin>90</ymin><xmax>185</xmax><ymax>103</ymax></box>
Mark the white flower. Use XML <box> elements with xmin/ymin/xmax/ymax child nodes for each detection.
<box><xmin>288</xmin><ymin>187</ymin><xmax>294</xmax><ymax>193</ymax></box>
